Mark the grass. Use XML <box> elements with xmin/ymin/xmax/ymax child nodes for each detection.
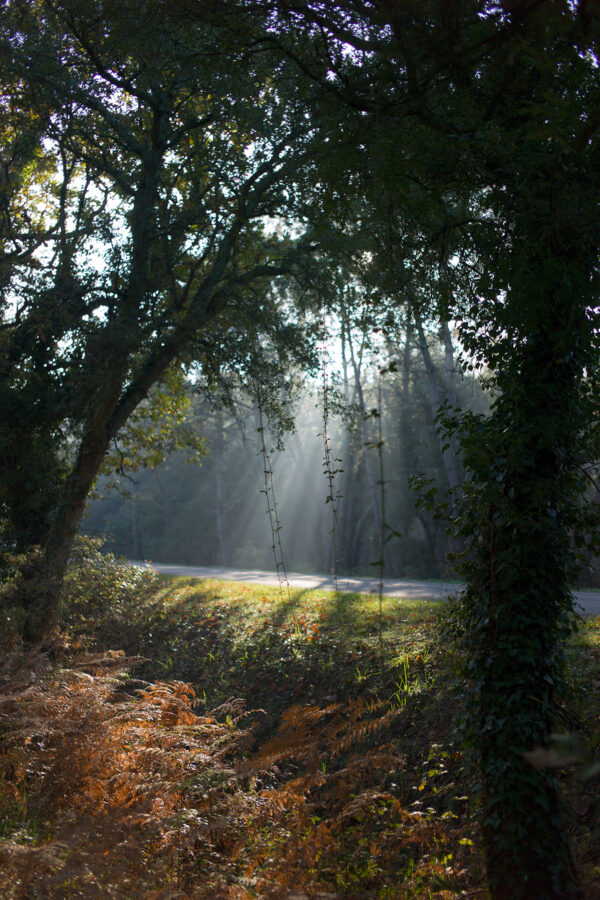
<box><xmin>1</xmin><ymin>560</ymin><xmax>599</xmax><ymax>898</ymax></box>
<box><xmin>88</xmin><ymin>577</ymin><xmax>446</xmax><ymax>711</ymax></box>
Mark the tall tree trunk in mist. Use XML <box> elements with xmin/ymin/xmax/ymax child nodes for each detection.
<box><xmin>339</xmin><ymin>316</ymin><xmax>360</xmax><ymax>570</ymax></box>
<box><xmin>285</xmin><ymin>430</ymin><xmax>330</xmax><ymax>571</ymax></box>
<box><xmin>396</xmin><ymin>316</ymin><xmax>417</xmax><ymax>550</ymax></box>
<box><xmin>214</xmin><ymin>406</ymin><xmax>232</xmax><ymax>567</ymax></box>
<box><xmin>346</xmin><ymin>320</ymin><xmax>389</xmax><ymax>572</ymax></box>
<box><xmin>413</xmin><ymin>309</ymin><xmax>462</xmax><ymax>492</ymax></box>
<box><xmin>131</xmin><ymin>480</ymin><xmax>142</xmax><ymax>560</ymax></box>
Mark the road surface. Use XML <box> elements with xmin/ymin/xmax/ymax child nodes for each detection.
<box><xmin>141</xmin><ymin>563</ymin><xmax>600</xmax><ymax>617</ymax></box>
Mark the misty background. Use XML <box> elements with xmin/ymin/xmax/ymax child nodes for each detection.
<box><xmin>83</xmin><ymin>322</ymin><xmax>491</xmax><ymax>579</ymax></box>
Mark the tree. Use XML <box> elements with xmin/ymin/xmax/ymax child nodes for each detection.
<box><xmin>262</xmin><ymin>1</ymin><xmax>600</xmax><ymax>896</ymax></box>
<box><xmin>0</xmin><ymin>0</ymin><xmax>317</xmax><ymax>639</ymax></box>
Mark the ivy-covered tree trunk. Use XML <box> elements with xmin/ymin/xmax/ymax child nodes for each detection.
<box><xmin>21</xmin><ymin>423</ymin><xmax>114</xmax><ymax>641</ymax></box>
<box><xmin>459</xmin><ymin>213</ymin><xmax>596</xmax><ymax>898</ymax></box>
<box><xmin>464</xmin><ymin>396</ymin><xmax>581</xmax><ymax>897</ymax></box>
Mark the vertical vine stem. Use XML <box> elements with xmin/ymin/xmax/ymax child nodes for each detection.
<box><xmin>377</xmin><ymin>368</ymin><xmax>386</xmax><ymax>653</ymax></box>
<box><xmin>320</xmin><ymin>312</ymin><xmax>343</xmax><ymax>595</ymax></box>
<box><xmin>255</xmin><ymin>382</ymin><xmax>290</xmax><ymax>604</ymax></box>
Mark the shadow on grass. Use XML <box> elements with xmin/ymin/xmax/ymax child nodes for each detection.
<box><xmin>81</xmin><ymin>576</ymin><xmax>440</xmax><ymax>716</ymax></box>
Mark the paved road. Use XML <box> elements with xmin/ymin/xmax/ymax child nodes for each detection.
<box><xmin>142</xmin><ymin>563</ymin><xmax>600</xmax><ymax>617</ymax></box>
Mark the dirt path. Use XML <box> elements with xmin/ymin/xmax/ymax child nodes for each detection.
<box><xmin>140</xmin><ymin>562</ymin><xmax>600</xmax><ymax>617</ymax></box>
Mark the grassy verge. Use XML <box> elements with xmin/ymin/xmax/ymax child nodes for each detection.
<box><xmin>1</xmin><ymin>557</ymin><xmax>599</xmax><ymax>898</ymax></box>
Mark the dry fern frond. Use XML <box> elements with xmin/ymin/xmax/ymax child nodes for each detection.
<box><xmin>0</xmin><ymin>646</ymin><xmax>249</xmax><ymax>899</ymax></box>
<box><xmin>0</xmin><ymin>639</ymin><xmax>482</xmax><ymax>899</ymax></box>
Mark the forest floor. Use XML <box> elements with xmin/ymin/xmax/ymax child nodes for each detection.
<box><xmin>1</xmin><ymin>560</ymin><xmax>600</xmax><ymax>898</ymax></box>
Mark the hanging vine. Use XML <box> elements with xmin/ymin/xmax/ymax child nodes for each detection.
<box><xmin>363</xmin><ymin>347</ymin><xmax>389</xmax><ymax>654</ymax></box>
<box><xmin>319</xmin><ymin>313</ymin><xmax>345</xmax><ymax>593</ymax></box>
<box><xmin>376</xmin><ymin>368</ymin><xmax>386</xmax><ymax>649</ymax></box>
<box><xmin>255</xmin><ymin>381</ymin><xmax>290</xmax><ymax>603</ymax></box>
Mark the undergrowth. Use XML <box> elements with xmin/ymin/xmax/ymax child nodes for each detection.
<box><xmin>1</xmin><ymin>543</ymin><xmax>598</xmax><ymax>898</ymax></box>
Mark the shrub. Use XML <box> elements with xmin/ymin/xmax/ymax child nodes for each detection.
<box><xmin>0</xmin><ymin>548</ymin><xmax>44</xmax><ymax>641</ymax></box>
<box><xmin>61</xmin><ymin>536</ymin><xmax>158</xmax><ymax>630</ymax></box>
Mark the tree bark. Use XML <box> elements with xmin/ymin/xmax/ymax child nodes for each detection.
<box><xmin>22</xmin><ymin>424</ymin><xmax>113</xmax><ymax>641</ymax></box>
<box><xmin>413</xmin><ymin>308</ymin><xmax>461</xmax><ymax>491</ymax></box>
<box><xmin>397</xmin><ymin>315</ymin><xmax>417</xmax><ymax>559</ymax></box>
<box><xmin>463</xmin><ymin>238</ymin><xmax>588</xmax><ymax>898</ymax></box>
<box><xmin>347</xmin><ymin>323</ymin><xmax>389</xmax><ymax>572</ymax></box>
<box><xmin>131</xmin><ymin>480</ymin><xmax>142</xmax><ymax>561</ymax></box>
<box><xmin>214</xmin><ymin>405</ymin><xmax>232</xmax><ymax>567</ymax></box>
<box><xmin>474</xmin><ymin>375</ymin><xmax>583</xmax><ymax>899</ymax></box>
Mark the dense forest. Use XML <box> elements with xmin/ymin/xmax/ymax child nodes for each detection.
<box><xmin>2</xmin><ymin>2</ymin><xmax>600</xmax><ymax>898</ymax></box>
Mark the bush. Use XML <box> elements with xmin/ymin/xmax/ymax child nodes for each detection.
<box><xmin>0</xmin><ymin>548</ymin><xmax>43</xmax><ymax>640</ymax></box>
<box><xmin>61</xmin><ymin>536</ymin><xmax>158</xmax><ymax>631</ymax></box>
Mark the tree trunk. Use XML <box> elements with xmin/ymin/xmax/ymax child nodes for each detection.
<box><xmin>21</xmin><ymin>417</ymin><xmax>114</xmax><ymax>641</ymax></box>
<box><xmin>339</xmin><ymin>315</ymin><xmax>359</xmax><ymax>571</ymax></box>
<box><xmin>131</xmin><ymin>480</ymin><xmax>142</xmax><ymax>560</ymax></box>
<box><xmin>214</xmin><ymin>406</ymin><xmax>232</xmax><ymax>566</ymax></box>
<box><xmin>340</xmin><ymin>427</ymin><xmax>361</xmax><ymax>570</ymax></box>
<box><xmin>413</xmin><ymin>309</ymin><xmax>461</xmax><ymax>491</ymax></box>
<box><xmin>473</xmin><ymin>391</ymin><xmax>583</xmax><ymax>899</ymax></box>
<box><xmin>397</xmin><ymin>316</ymin><xmax>418</xmax><ymax>563</ymax></box>
<box><xmin>441</xmin><ymin>320</ymin><xmax>458</xmax><ymax>411</ymax></box>
<box><xmin>347</xmin><ymin>324</ymin><xmax>389</xmax><ymax>572</ymax></box>
<box><xmin>462</xmin><ymin>240</ymin><xmax>588</xmax><ymax>898</ymax></box>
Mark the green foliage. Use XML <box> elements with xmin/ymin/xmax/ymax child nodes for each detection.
<box><xmin>60</xmin><ymin>536</ymin><xmax>158</xmax><ymax>631</ymax></box>
<box><xmin>0</xmin><ymin>537</ymin><xmax>157</xmax><ymax>638</ymax></box>
<box><xmin>98</xmin><ymin>366</ymin><xmax>207</xmax><ymax>488</ymax></box>
<box><xmin>0</xmin><ymin>548</ymin><xmax>43</xmax><ymax>638</ymax></box>
<box><xmin>0</xmin><ymin>0</ymin><xmax>321</xmax><ymax>637</ymax></box>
